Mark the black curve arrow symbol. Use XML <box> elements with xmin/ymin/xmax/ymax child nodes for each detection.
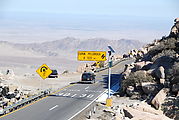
<box><xmin>101</xmin><ymin>54</ymin><xmax>105</xmax><ymax>59</ymax></box>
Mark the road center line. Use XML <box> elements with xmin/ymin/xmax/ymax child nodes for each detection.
<box><xmin>49</xmin><ymin>105</ymin><xmax>59</xmax><ymax>111</ymax></box>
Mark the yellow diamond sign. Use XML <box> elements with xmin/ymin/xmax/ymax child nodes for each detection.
<box><xmin>36</xmin><ymin>64</ymin><xmax>52</xmax><ymax>79</ymax></box>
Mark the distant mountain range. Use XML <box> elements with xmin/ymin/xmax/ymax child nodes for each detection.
<box><xmin>0</xmin><ymin>37</ymin><xmax>145</xmax><ymax>58</ymax></box>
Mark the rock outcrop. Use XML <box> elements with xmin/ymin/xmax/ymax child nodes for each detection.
<box><xmin>120</xmin><ymin>18</ymin><xmax>179</xmax><ymax>120</ymax></box>
<box><xmin>151</xmin><ymin>88</ymin><xmax>169</xmax><ymax>110</ymax></box>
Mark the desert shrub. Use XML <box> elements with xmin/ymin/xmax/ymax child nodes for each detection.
<box><xmin>162</xmin><ymin>96</ymin><xmax>179</xmax><ymax>120</ymax></box>
<box><xmin>164</xmin><ymin>37</ymin><xmax>177</xmax><ymax>49</ymax></box>
<box><xmin>148</xmin><ymin>42</ymin><xmax>165</xmax><ymax>57</ymax></box>
<box><xmin>153</xmin><ymin>56</ymin><xmax>175</xmax><ymax>69</ymax></box>
<box><xmin>121</xmin><ymin>71</ymin><xmax>155</xmax><ymax>90</ymax></box>
<box><xmin>175</xmin><ymin>38</ymin><xmax>179</xmax><ymax>53</ymax></box>
<box><xmin>152</xmin><ymin>50</ymin><xmax>176</xmax><ymax>62</ymax></box>
<box><xmin>148</xmin><ymin>38</ymin><xmax>177</xmax><ymax>58</ymax></box>
<box><xmin>172</xmin><ymin>62</ymin><xmax>179</xmax><ymax>75</ymax></box>
<box><xmin>166</xmin><ymin>62</ymin><xmax>179</xmax><ymax>84</ymax></box>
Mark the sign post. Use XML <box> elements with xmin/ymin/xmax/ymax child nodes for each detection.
<box><xmin>36</xmin><ymin>64</ymin><xmax>52</xmax><ymax>90</ymax></box>
<box><xmin>106</xmin><ymin>46</ymin><xmax>115</xmax><ymax>107</ymax></box>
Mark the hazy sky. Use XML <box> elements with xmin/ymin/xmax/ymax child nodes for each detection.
<box><xmin>0</xmin><ymin>0</ymin><xmax>178</xmax><ymax>43</ymax></box>
<box><xmin>0</xmin><ymin>0</ymin><xmax>178</xmax><ymax>18</ymax></box>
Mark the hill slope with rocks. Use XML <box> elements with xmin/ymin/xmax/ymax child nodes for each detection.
<box><xmin>119</xmin><ymin>18</ymin><xmax>179</xmax><ymax>120</ymax></box>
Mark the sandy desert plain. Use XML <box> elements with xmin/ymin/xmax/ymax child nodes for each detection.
<box><xmin>0</xmin><ymin>42</ymin><xmax>82</xmax><ymax>94</ymax></box>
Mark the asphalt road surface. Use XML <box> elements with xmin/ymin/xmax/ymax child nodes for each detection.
<box><xmin>0</xmin><ymin>59</ymin><xmax>134</xmax><ymax>120</ymax></box>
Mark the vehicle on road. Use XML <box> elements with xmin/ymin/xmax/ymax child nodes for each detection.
<box><xmin>48</xmin><ymin>70</ymin><xmax>58</xmax><ymax>78</ymax></box>
<box><xmin>81</xmin><ymin>72</ymin><xmax>96</xmax><ymax>83</ymax></box>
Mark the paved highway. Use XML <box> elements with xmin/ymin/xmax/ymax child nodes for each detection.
<box><xmin>0</xmin><ymin>59</ymin><xmax>134</xmax><ymax>120</ymax></box>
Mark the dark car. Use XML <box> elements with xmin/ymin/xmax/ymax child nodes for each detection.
<box><xmin>81</xmin><ymin>72</ymin><xmax>96</xmax><ymax>83</ymax></box>
<box><xmin>48</xmin><ymin>70</ymin><xmax>58</xmax><ymax>78</ymax></box>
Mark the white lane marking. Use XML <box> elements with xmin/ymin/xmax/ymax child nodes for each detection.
<box><xmin>79</xmin><ymin>94</ymin><xmax>87</xmax><ymax>98</ymax></box>
<box><xmin>85</xmin><ymin>86</ymin><xmax>89</xmax><ymax>90</ymax></box>
<box><xmin>85</xmin><ymin>90</ymin><xmax>102</xmax><ymax>93</ymax></box>
<box><xmin>68</xmin><ymin>89</ymin><xmax>107</xmax><ymax>120</ymax></box>
<box><xmin>97</xmin><ymin>91</ymin><xmax>102</xmax><ymax>93</ymax></box>
<box><xmin>71</xmin><ymin>94</ymin><xmax>77</xmax><ymax>98</ymax></box>
<box><xmin>66</xmin><ymin>89</ymin><xmax>80</xmax><ymax>92</ymax></box>
<box><xmin>58</xmin><ymin>93</ymin><xmax>64</xmax><ymax>96</ymax></box>
<box><xmin>49</xmin><ymin>105</ymin><xmax>59</xmax><ymax>111</ymax></box>
<box><xmin>63</xmin><ymin>93</ymin><xmax>71</xmax><ymax>97</ymax></box>
<box><xmin>87</xmin><ymin>94</ymin><xmax>94</xmax><ymax>98</ymax></box>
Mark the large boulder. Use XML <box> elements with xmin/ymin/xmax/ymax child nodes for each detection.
<box><xmin>122</xmin><ymin>64</ymin><xmax>134</xmax><ymax>79</ymax></box>
<box><xmin>126</xmin><ymin>86</ymin><xmax>135</xmax><ymax>97</ymax></box>
<box><xmin>15</xmin><ymin>93</ymin><xmax>22</xmax><ymax>101</ymax></box>
<box><xmin>151</xmin><ymin>88</ymin><xmax>169</xmax><ymax>110</ymax></box>
<box><xmin>133</xmin><ymin>102</ymin><xmax>163</xmax><ymax>115</ymax></box>
<box><xmin>129</xmin><ymin>49</ymin><xmax>138</xmax><ymax>58</ymax></box>
<box><xmin>123</xmin><ymin>105</ymin><xmax>172</xmax><ymax>120</ymax></box>
<box><xmin>171</xmin><ymin>83</ymin><xmax>179</xmax><ymax>93</ymax></box>
<box><xmin>139</xmin><ymin>47</ymin><xmax>148</xmax><ymax>54</ymax></box>
<box><xmin>134</xmin><ymin>61</ymin><xmax>146</xmax><ymax>70</ymax></box>
<box><xmin>170</xmin><ymin>18</ymin><xmax>179</xmax><ymax>38</ymax></box>
<box><xmin>142</xmin><ymin>82</ymin><xmax>158</xmax><ymax>95</ymax></box>
<box><xmin>123</xmin><ymin>54</ymin><xmax>129</xmax><ymax>58</ymax></box>
<box><xmin>9</xmin><ymin>85</ymin><xmax>18</xmax><ymax>92</ymax></box>
<box><xmin>155</xmin><ymin>66</ymin><xmax>165</xmax><ymax>79</ymax></box>
<box><xmin>141</xmin><ymin>62</ymin><xmax>153</xmax><ymax>71</ymax></box>
<box><xmin>6</xmin><ymin>69</ymin><xmax>15</xmax><ymax>79</ymax></box>
<box><xmin>6</xmin><ymin>92</ymin><xmax>15</xmax><ymax>100</ymax></box>
<box><xmin>2</xmin><ymin>86</ymin><xmax>9</xmax><ymax>96</ymax></box>
<box><xmin>171</xmin><ymin>75</ymin><xmax>179</xmax><ymax>84</ymax></box>
<box><xmin>113</xmin><ymin>54</ymin><xmax>122</xmax><ymax>61</ymax></box>
<box><xmin>10</xmin><ymin>98</ymin><xmax>17</xmax><ymax>104</ymax></box>
<box><xmin>115</xmin><ymin>107</ymin><xmax>125</xmax><ymax>120</ymax></box>
<box><xmin>76</xmin><ymin>63</ymin><xmax>95</xmax><ymax>73</ymax></box>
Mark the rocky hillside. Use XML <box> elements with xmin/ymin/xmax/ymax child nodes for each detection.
<box><xmin>120</xmin><ymin>18</ymin><xmax>179</xmax><ymax>120</ymax></box>
<box><xmin>0</xmin><ymin>38</ymin><xmax>144</xmax><ymax>57</ymax></box>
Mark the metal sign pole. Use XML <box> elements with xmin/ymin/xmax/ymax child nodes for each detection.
<box><xmin>40</xmin><ymin>79</ymin><xmax>42</xmax><ymax>91</ymax></box>
<box><xmin>108</xmin><ymin>55</ymin><xmax>111</xmax><ymax>98</ymax></box>
<box><xmin>106</xmin><ymin>51</ymin><xmax>112</xmax><ymax>107</ymax></box>
<box><xmin>106</xmin><ymin>46</ymin><xmax>115</xmax><ymax>107</ymax></box>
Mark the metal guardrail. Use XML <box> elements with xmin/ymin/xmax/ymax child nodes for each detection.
<box><xmin>0</xmin><ymin>89</ymin><xmax>52</xmax><ymax>115</ymax></box>
<box><xmin>95</xmin><ymin>58</ymin><xmax>132</xmax><ymax>72</ymax></box>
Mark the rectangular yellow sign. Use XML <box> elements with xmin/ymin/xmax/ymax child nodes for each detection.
<box><xmin>78</xmin><ymin>51</ymin><xmax>106</xmax><ymax>61</ymax></box>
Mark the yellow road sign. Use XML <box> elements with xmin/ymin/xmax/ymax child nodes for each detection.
<box><xmin>36</xmin><ymin>64</ymin><xmax>52</xmax><ymax>79</ymax></box>
<box><xmin>78</xmin><ymin>51</ymin><xmax>106</xmax><ymax>61</ymax></box>
<box><xmin>96</xmin><ymin>61</ymin><xmax>100</xmax><ymax>68</ymax></box>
